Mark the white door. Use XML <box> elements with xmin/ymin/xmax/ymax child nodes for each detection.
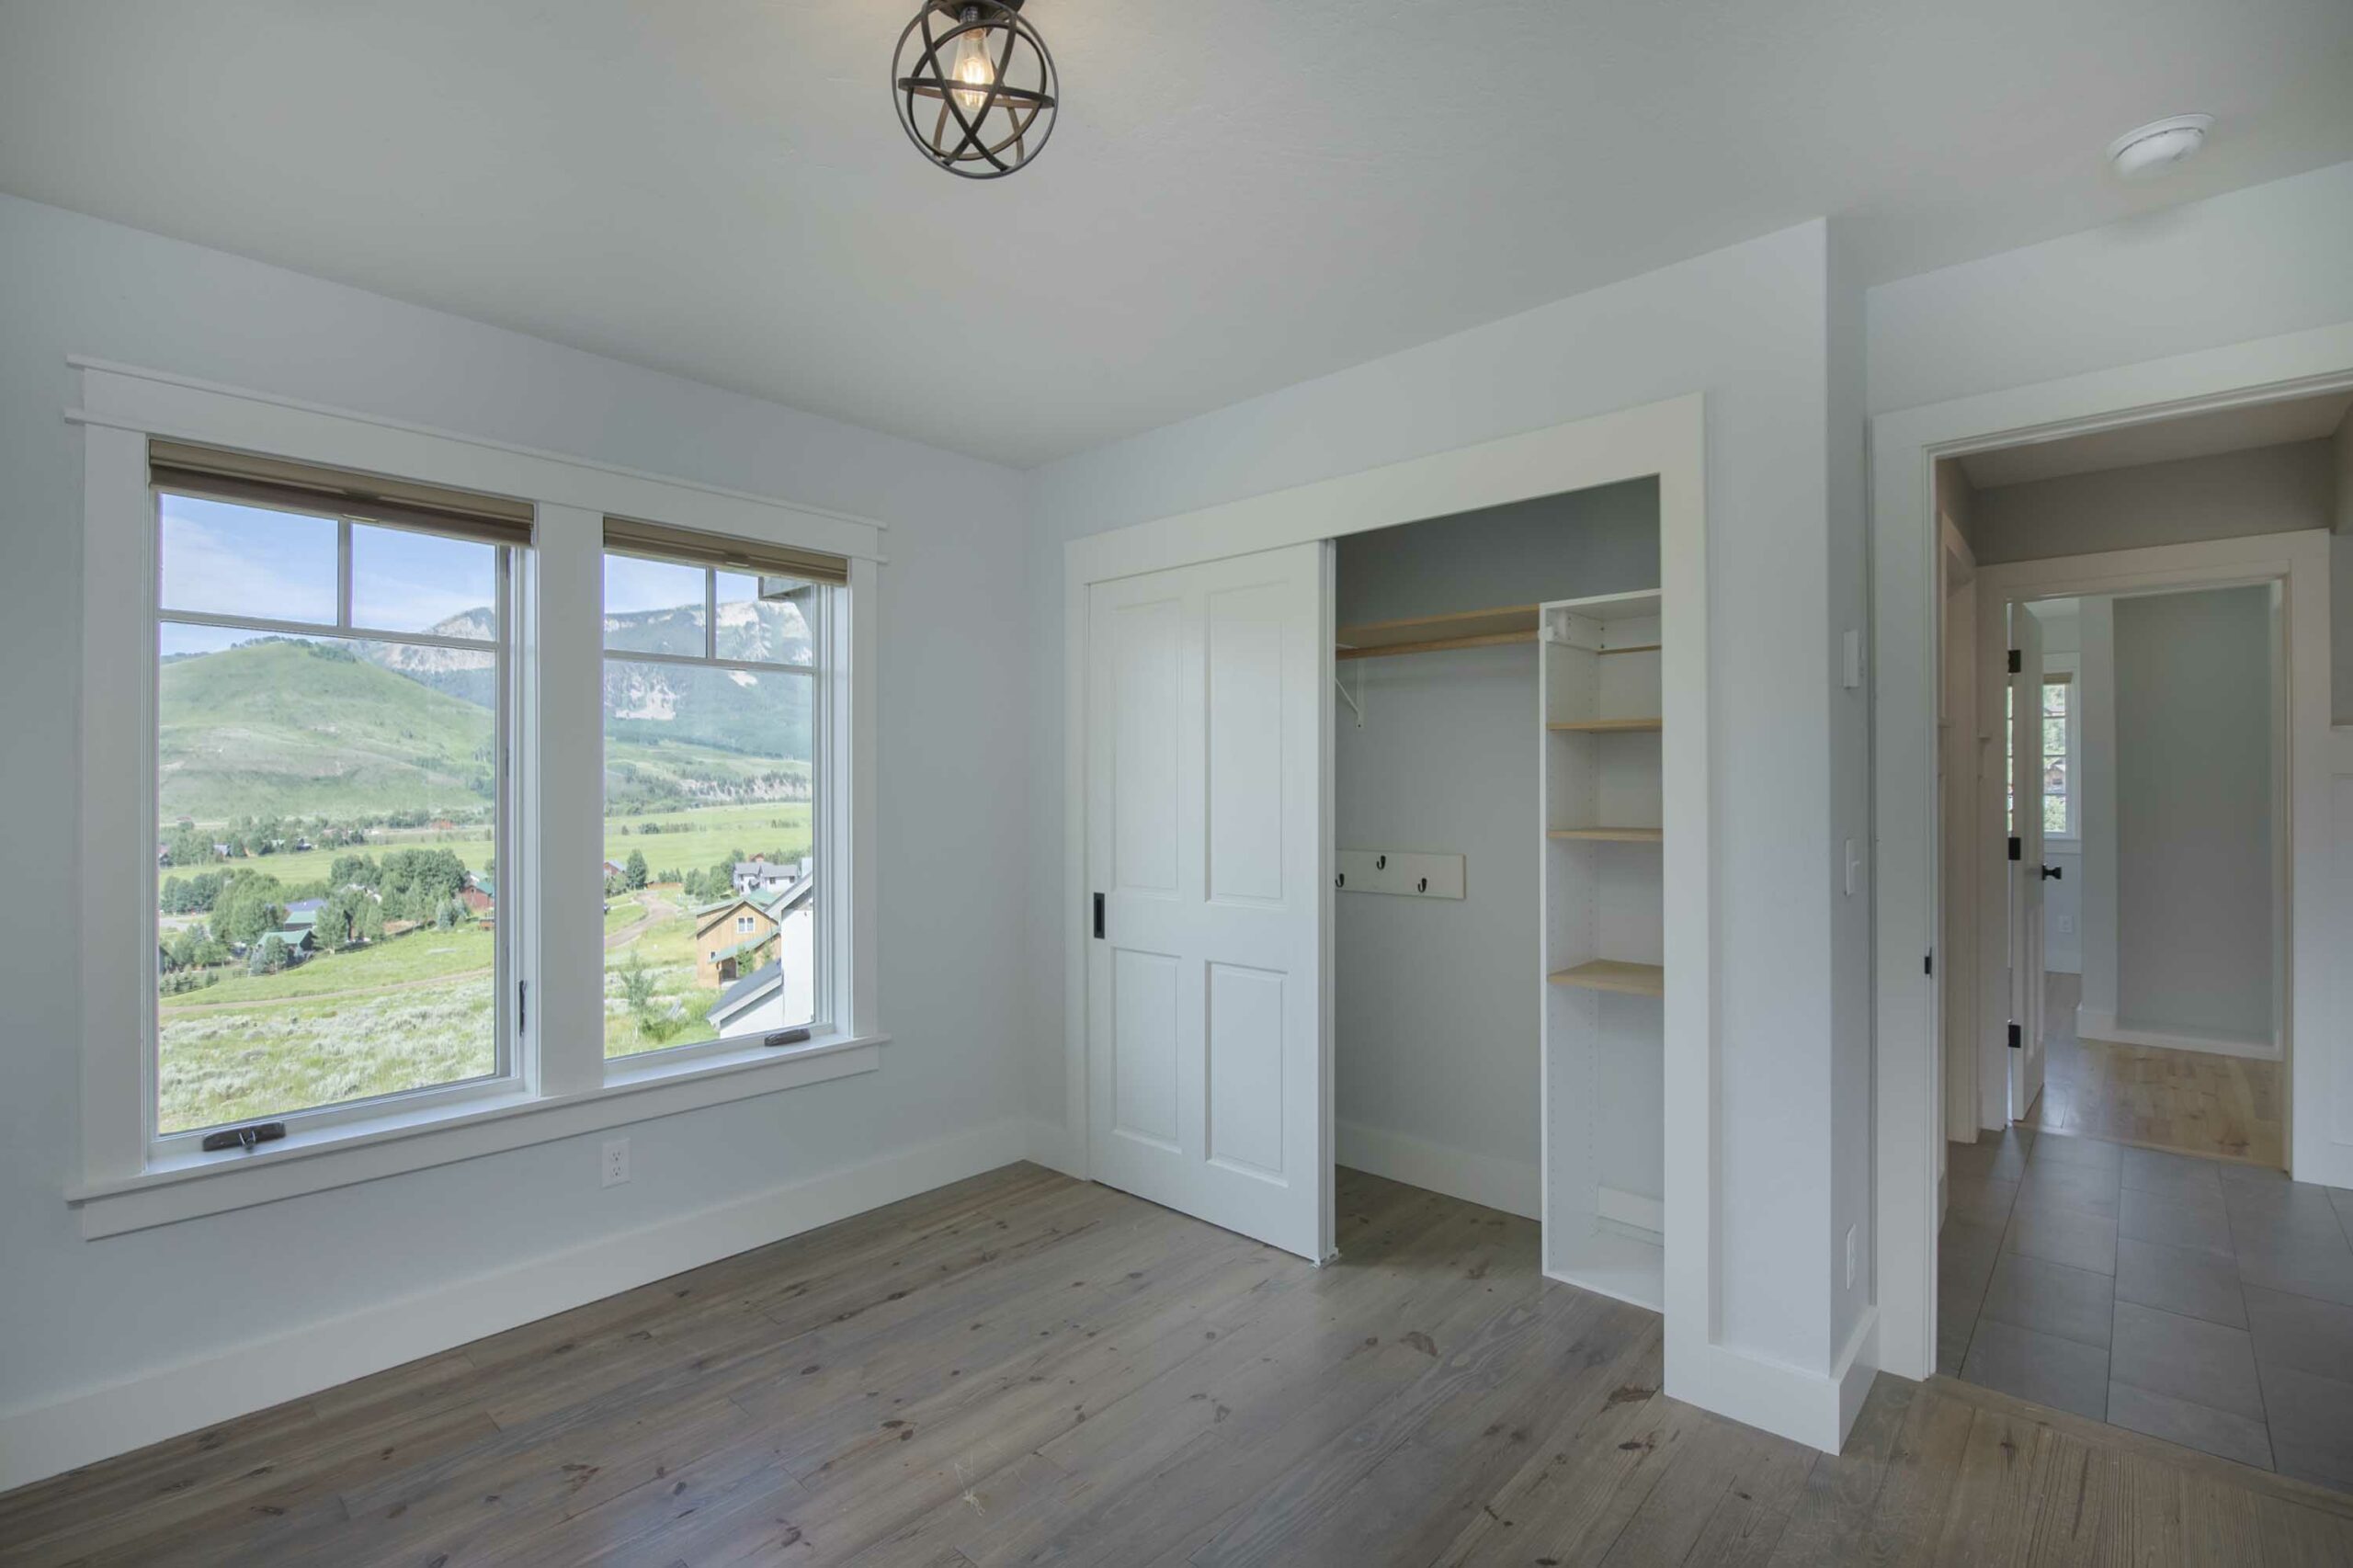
<box><xmin>2007</xmin><ymin>605</ymin><xmax>2048</xmax><ymax>1121</ymax></box>
<box><xmin>1085</xmin><ymin>543</ymin><xmax>1330</xmax><ymax>1260</ymax></box>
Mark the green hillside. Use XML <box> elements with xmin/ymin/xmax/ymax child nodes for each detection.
<box><xmin>159</xmin><ymin>632</ymin><xmax>814</xmax><ymax>824</ymax></box>
<box><xmin>159</xmin><ymin>640</ymin><xmax>494</xmax><ymax>822</ymax></box>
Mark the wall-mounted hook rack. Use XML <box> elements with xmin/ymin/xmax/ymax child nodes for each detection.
<box><xmin>1336</xmin><ymin>849</ymin><xmax>1464</xmax><ymax>900</ymax></box>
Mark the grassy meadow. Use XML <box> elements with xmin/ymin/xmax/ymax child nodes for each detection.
<box><xmin>158</xmin><ymin>803</ymin><xmax>811</xmax><ymax>1130</ymax></box>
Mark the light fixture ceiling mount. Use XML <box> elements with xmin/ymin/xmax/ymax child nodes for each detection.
<box><xmin>2107</xmin><ymin>114</ymin><xmax>2213</xmax><ymax>180</ymax></box>
<box><xmin>892</xmin><ymin>0</ymin><xmax>1058</xmax><ymax>179</ymax></box>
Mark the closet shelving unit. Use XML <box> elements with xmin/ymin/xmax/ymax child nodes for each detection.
<box><xmin>1540</xmin><ymin>588</ymin><xmax>1667</xmax><ymax>1310</ymax></box>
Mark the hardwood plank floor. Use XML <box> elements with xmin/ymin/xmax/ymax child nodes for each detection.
<box><xmin>2022</xmin><ymin>971</ymin><xmax>2283</xmax><ymax>1167</ymax></box>
<box><xmin>7</xmin><ymin>1164</ymin><xmax>2353</xmax><ymax>1566</ymax></box>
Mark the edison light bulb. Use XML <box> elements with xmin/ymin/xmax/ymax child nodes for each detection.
<box><xmin>949</xmin><ymin>11</ymin><xmax>995</xmax><ymax>114</ymax></box>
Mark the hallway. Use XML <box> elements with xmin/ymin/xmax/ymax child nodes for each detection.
<box><xmin>2019</xmin><ymin>973</ymin><xmax>2282</xmax><ymax>1167</ymax></box>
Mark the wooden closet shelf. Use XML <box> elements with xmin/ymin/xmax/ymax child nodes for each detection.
<box><xmin>1546</xmin><ymin>717</ymin><xmax>1663</xmax><ymax>733</ymax></box>
<box><xmin>1336</xmin><ymin>604</ymin><xmax>1539</xmax><ymax>660</ymax></box>
<box><xmin>1547</xmin><ymin>826</ymin><xmax>1663</xmax><ymax>843</ymax></box>
<box><xmin>1548</xmin><ymin>960</ymin><xmax>1665</xmax><ymax>998</ymax></box>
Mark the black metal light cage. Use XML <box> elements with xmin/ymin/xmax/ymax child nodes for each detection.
<box><xmin>892</xmin><ymin>0</ymin><xmax>1058</xmax><ymax>178</ymax></box>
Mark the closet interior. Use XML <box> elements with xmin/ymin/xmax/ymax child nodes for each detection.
<box><xmin>1331</xmin><ymin>480</ymin><xmax>1671</xmax><ymax>1312</ymax></box>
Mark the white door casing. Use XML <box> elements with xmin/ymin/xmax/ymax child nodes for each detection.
<box><xmin>1871</xmin><ymin>324</ymin><xmax>2353</xmax><ymax>1385</ymax></box>
<box><xmin>1084</xmin><ymin>542</ymin><xmax>1329</xmax><ymax>1260</ymax></box>
<box><xmin>2007</xmin><ymin>605</ymin><xmax>2047</xmax><ymax>1122</ymax></box>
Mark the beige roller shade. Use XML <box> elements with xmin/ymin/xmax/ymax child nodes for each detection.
<box><xmin>602</xmin><ymin>515</ymin><xmax>849</xmax><ymax>586</ymax></box>
<box><xmin>149</xmin><ymin>438</ymin><xmax>534</xmax><ymax>547</ymax></box>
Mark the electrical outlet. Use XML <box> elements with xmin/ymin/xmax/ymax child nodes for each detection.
<box><xmin>2057</xmin><ymin>914</ymin><xmax>2075</xmax><ymax>936</ymax></box>
<box><xmin>602</xmin><ymin>1137</ymin><xmax>631</xmax><ymax>1187</ymax></box>
<box><xmin>1844</xmin><ymin>1224</ymin><xmax>1858</xmax><ymax>1290</ymax></box>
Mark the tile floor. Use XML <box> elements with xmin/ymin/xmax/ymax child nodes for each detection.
<box><xmin>1941</xmin><ymin>1126</ymin><xmax>2353</xmax><ymax>1491</ymax></box>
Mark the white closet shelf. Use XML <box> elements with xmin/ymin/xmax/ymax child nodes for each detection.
<box><xmin>1546</xmin><ymin>717</ymin><xmax>1662</xmax><ymax>733</ymax></box>
<box><xmin>1548</xmin><ymin>960</ymin><xmax>1665</xmax><ymax>998</ymax></box>
<box><xmin>1336</xmin><ymin>604</ymin><xmax>1538</xmax><ymax>661</ymax></box>
<box><xmin>1546</xmin><ymin>826</ymin><xmax>1663</xmax><ymax>843</ymax></box>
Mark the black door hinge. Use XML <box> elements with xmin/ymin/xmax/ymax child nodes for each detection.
<box><xmin>517</xmin><ymin>980</ymin><xmax>528</xmax><ymax>1033</ymax></box>
<box><xmin>2007</xmin><ymin>648</ymin><xmax>2022</xmax><ymax>674</ymax></box>
<box><xmin>2007</xmin><ymin>835</ymin><xmax>2022</xmax><ymax>861</ymax></box>
<box><xmin>1092</xmin><ymin>892</ymin><xmax>1105</xmax><ymax>940</ymax></box>
<box><xmin>2007</xmin><ymin>1021</ymin><xmax>2022</xmax><ymax>1050</ymax></box>
<box><xmin>1924</xmin><ymin>951</ymin><xmax>1934</xmax><ymax>978</ymax></box>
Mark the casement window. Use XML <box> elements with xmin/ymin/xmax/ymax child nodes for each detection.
<box><xmin>150</xmin><ymin>446</ymin><xmax>529</xmax><ymax>1144</ymax></box>
<box><xmin>600</xmin><ymin>521</ymin><xmax>843</xmax><ymax>1060</ymax></box>
<box><xmin>72</xmin><ymin>361</ymin><xmax>882</xmax><ymax>1237</ymax></box>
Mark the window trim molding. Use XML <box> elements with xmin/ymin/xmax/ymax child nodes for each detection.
<box><xmin>72</xmin><ymin>358</ymin><xmax>888</xmax><ymax>1237</ymax></box>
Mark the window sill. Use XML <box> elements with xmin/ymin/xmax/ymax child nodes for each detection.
<box><xmin>66</xmin><ymin>1030</ymin><xmax>887</xmax><ymax>1239</ymax></box>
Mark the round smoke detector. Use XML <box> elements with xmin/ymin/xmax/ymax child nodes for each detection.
<box><xmin>2107</xmin><ymin>114</ymin><xmax>2213</xmax><ymax>180</ymax></box>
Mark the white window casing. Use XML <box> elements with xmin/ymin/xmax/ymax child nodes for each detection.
<box><xmin>69</xmin><ymin>358</ymin><xmax>889</xmax><ymax>1238</ymax></box>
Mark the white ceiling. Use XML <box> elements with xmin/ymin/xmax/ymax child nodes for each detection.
<box><xmin>1961</xmin><ymin>389</ymin><xmax>2353</xmax><ymax>488</ymax></box>
<box><xmin>2</xmin><ymin>2</ymin><xmax>2349</xmax><ymax>467</ymax></box>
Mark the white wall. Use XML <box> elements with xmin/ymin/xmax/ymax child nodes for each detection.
<box><xmin>1870</xmin><ymin>161</ymin><xmax>2353</xmax><ymax>416</ymax></box>
<box><xmin>1969</xmin><ymin>441</ymin><xmax>2336</xmax><ymax>565</ymax></box>
<box><xmin>1332</xmin><ymin>485</ymin><xmax>1658</xmax><ymax>1218</ymax></box>
<box><xmin>1026</xmin><ymin>220</ymin><xmax>1869</xmax><ymax>1387</ymax></box>
<box><xmin>0</xmin><ymin>194</ymin><xmax>1032</xmax><ymax>1437</ymax></box>
<box><xmin>2333</xmin><ymin>407</ymin><xmax>2353</xmax><ymax>723</ymax></box>
<box><xmin>2112</xmin><ymin>585</ymin><xmax>2277</xmax><ymax>1045</ymax></box>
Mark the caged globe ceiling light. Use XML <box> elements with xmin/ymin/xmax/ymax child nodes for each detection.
<box><xmin>892</xmin><ymin>0</ymin><xmax>1058</xmax><ymax>178</ymax></box>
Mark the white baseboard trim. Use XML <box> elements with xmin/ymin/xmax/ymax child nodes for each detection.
<box><xmin>1665</xmin><ymin>1306</ymin><xmax>1879</xmax><ymax>1455</ymax></box>
<box><xmin>0</xmin><ymin>1118</ymin><xmax>1031</xmax><ymax>1494</ymax></box>
<box><xmin>1336</xmin><ymin>1119</ymin><xmax>1539</xmax><ymax>1220</ymax></box>
<box><xmin>2076</xmin><ymin>1008</ymin><xmax>2279</xmax><ymax>1062</ymax></box>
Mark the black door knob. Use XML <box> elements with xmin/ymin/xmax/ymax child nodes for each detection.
<box><xmin>2039</xmin><ymin>865</ymin><xmax>2063</xmax><ymax>881</ymax></box>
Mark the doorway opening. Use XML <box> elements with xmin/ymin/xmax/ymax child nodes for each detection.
<box><xmin>1924</xmin><ymin>392</ymin><xmax>2353</xmax><ymax>1485</ymax></box>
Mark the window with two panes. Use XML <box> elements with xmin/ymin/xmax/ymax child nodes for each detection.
<box><xmin>149</xmin><ymin>446</ymin><xmax>846</xmax><ymax>1149</ymax></box>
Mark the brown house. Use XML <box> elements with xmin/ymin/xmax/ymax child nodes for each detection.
<box><xmin>693</xmin><ymin>896</ymin><xmax>779</xmax><ymax>984</ymax></box>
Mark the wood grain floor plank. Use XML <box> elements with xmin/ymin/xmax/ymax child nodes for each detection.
<box><xmin>9</xmin><ymin>1163</ymin><xmax>2349</xmax><ymax>1568</ymax></box>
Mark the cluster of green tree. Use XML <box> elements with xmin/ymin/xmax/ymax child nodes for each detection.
<box><xmin>312</xmin><ymin>886</ymin><xmax>386</xmax><ymax>948</ymax></box>
<box><xmin>332</xmin><ymin>848</ymin><xmax>472</xmax><ymax>923</ymax></box>
<box><xmin>603</xmin><ymin>850</ymin><xmax>652</xmax><ymax>898</ymax></box>
<box><xmin>160</xmin><ymin>869</ymin><xmax>288</xmax><ymax>972</ymax></box>
<box><xmin>161</xmin><ymin>926</ymin><xmax>230</xmax><ymax>974</ymax></box>
<box><xmin>160</xmin><ymin>870</ymin><xmax>231</xmax><ymax>914</ymax></box>
<box><xmin>158</xmin><ymin>847</ymin><xmax>477</xmax><ymax>978</ymax></box>
<box><xmin>159</xmin><ymin>965</ymin><xmax>222</xmax><ymax>996</ymax></box>
<box><xmin>159</xmin><ymin>807</ymin><xmax>493</xmax><ymax>869</ymax></box>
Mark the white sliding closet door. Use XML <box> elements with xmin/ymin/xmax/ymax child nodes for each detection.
<box><xmin>1085</xmin><ymin>542</ymin><xmax>1329</xmax><ymax>1261</ymax></box>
